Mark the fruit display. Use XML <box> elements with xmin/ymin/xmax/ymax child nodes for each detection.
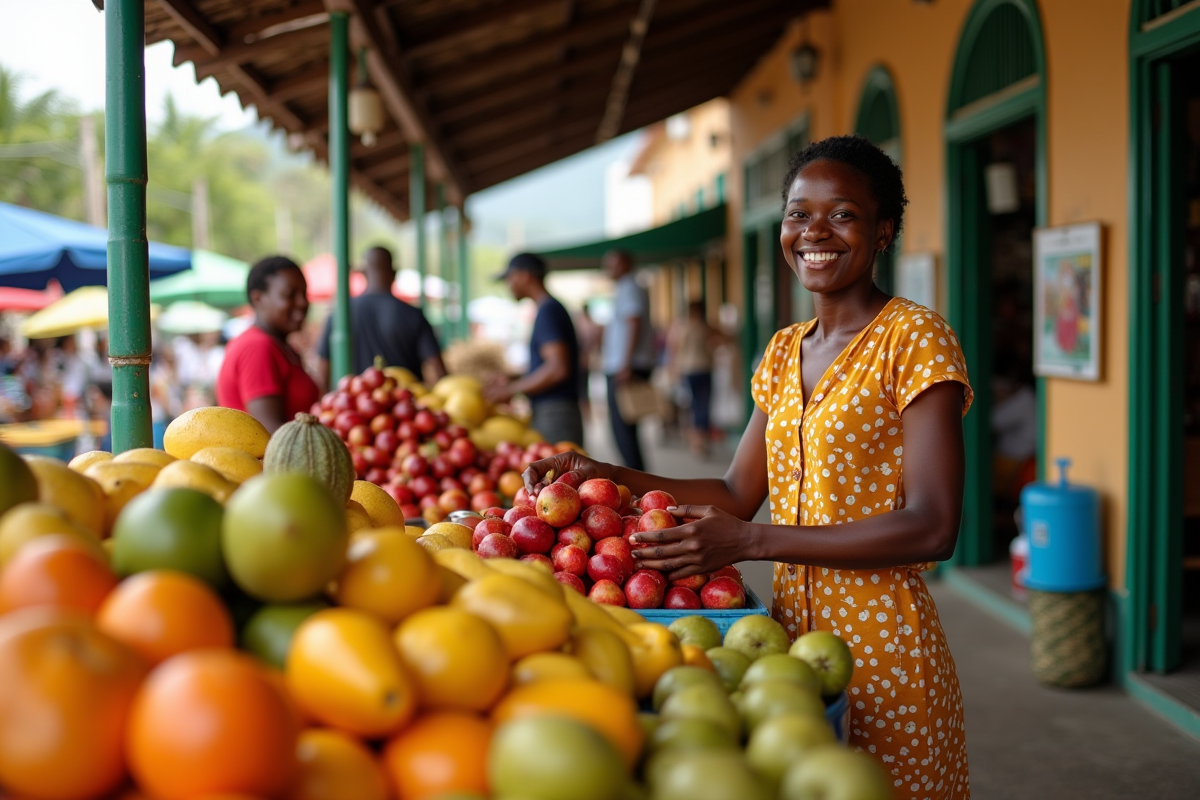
<box><xmin>465</xmin><ymin>474</ymin><xmax>747</xmax><ymax>611</ymax></box>
<box><xmin>310</xmin><ymin>362</ymin><xmax>578</xmax><ymax>524</ymax></box>
<box><xmin>0</xmin><ymin>415</ymin><xmax>885</xmax><ymax>800</ymax></box>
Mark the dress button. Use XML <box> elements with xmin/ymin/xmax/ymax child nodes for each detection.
<box><xmin>787</xmin><ymin>564</ymin><xmax>797</xmax><ymax>575</ymax></box>
<box><xmin>791</xmin><ymin>468</ymin><xmax>802</xmax><ymax>482</ymax></box>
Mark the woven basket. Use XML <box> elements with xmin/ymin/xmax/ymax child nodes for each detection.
<box><xmin>1029</xmin><ymin>589</ymin><xmax>1107</xmax><ymax>688</ymax></box>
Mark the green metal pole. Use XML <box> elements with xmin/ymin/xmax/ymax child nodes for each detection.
<box><xmin>410</xmin><ymin>142</ymin><xmax>426</xmax><ymax>309</ymax></box>
<box><xmin>105</xmin><ymin>0</ymin><xmax>152</xmax><ymax>452</ymax></box>
<box><xmin>436</xmin><ymin>183</ymin><xmax>452</xmax><ymax>342</ymax></box>
<box><xmin>328</xmin><ymin>12</ymin><xmax>353</xmax><ymax>382</ymax></box>
<box><xmin>457</xmin><ymin>208</ymin><xmax>470</xmax><ymax>341</ymax></box>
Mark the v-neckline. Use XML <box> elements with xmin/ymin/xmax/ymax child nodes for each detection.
<box><xmin>797</xmin><ymin>297</ymin><xmax>899</xmax><ymax>415</ymax></box>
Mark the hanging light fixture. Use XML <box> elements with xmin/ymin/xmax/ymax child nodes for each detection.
<box><xmin>349</xmin><ymin>47</ymin><xmax>384</xmax><ymax>147</ymax></box>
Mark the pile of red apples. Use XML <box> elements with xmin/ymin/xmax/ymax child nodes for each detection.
<box><xmin>465</xmin><ymin>471</ymin><xmax>747</xmax><ymax>610</ymax></box>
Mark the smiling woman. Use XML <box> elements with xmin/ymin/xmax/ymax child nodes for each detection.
<box><xmin>523</xmin><ymin>136</ymin><xmax>974</xmax><ymax>799</ymax></box>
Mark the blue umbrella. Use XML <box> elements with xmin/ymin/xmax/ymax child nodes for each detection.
<box><xmin>0</xmin><ymin>202</ymin><xmax>191</xmax><ymax>291</ymax></box>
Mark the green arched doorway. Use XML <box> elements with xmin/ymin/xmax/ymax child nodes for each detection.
<box><xmin>945</xmin><ymin>0</ymin><xmax>1047</xmax><ymax>567</ymax></box>
<box><xmin>854</xmin><ymin>66</ymin><xmax>901</xmax><ymax>295</ymax></box>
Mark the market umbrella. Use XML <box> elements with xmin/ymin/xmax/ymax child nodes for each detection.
<box><xmin>149</xmin><ymin>250</ymin><xmax>251</xmax><ymax>308</ymax></box>
<box><xmin>302</xmin><ymin>253</ymin><xmax>366</xmax><ymax>303</ymax></box>
<box><xmin>21</xmin><ymin>286</ymin><xmax>160</xmax><ymax>339</ymax></box>
<box><xmin>156</xmin><ymin>301</ymin><xmax>228</xmax><ymax>335</ymax></box>
<box><xmin>0</xmin><ymin>282</ymin><xmax>64</xmax><ymax>312</ymax></box>
<box><xmin>0</xmin><ymin>202</ymin><xmax>191</xmax><ymax>291</ymax></box>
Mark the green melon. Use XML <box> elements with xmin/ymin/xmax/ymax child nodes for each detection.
<box><xmin>262</xmin><ymin>412</ymin><xmax>356</xmax><ymax>506</ymax></box>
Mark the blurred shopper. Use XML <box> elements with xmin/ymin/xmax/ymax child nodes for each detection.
<box><xmin>316</xmin><ymin>246</ymin><xmax>446</xmax><ymax>388</ymax></box>
<box><xmin>217</xmin><ymin>256</ymin><xmax>319</xmax><ymax>433</ymax></box>
<box><xmin>667</xmin><ymin>300</ymin><xmax>726</xmax><ymax>455</ymax></box>
<box><xmin>600</xmin><ymin>249</ymin><xmax>655</xmax><ymax>470</ymax></box>
<box><xmin>485</xmin><ymin>253</ymin><xmax>584</xmax><ymax>447</ymax></box>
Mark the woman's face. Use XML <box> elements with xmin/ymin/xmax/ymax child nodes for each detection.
<box><xmin>253</xmin><ymin>268</ymin><xmax>309</xmax><ymax>335</ymax></box>
<box><xmin>780</xmin><ymin>159</ymin><xmax>894</xmax><ymax>296</ymax></box>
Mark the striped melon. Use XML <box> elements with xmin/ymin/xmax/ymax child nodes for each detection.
<box><xmin>262</xmin><ymin>413</ymin><xmax>356</xmax><ymax>506</ymax></box>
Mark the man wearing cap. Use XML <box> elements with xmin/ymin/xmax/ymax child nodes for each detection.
<box><xmin>485</xmin><ymin>253</ymin><xmax>584</xmax><ymax>447</ymax></box>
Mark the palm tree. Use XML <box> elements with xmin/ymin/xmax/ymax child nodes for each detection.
<box><xmin>0</xmin><ymin>64</ymin><xmax>84</xmax><ymax>217</ymax></box>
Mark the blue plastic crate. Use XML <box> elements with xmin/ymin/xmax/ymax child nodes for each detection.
<box><xmin>638</xmin><ymin>585</ymin><xmax>770</xmax><ymax>636</ymax></box>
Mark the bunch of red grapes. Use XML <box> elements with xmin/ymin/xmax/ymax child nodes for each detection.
<box><xmin>312</xmin><ymin>365</ymin><xmax>567</xmax><ymax>522</ymax></box>
<box><xmin>464</xmin><ymin>472</ymin><xmax>747</xmax><ymax>610</ymax></box>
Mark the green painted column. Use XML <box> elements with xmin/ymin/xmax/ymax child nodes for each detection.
<box><xmin>410</xmin><ymin>142</ymin><xmax>426</xmax><ymax>309</ymax></box>
<box><xmin>105</xmin><ymin>0</ymin><xmax>152</xmax><ymax>452</ymax></box>
<box><xmin>436</xmin><ymin>183</ymin><xmax>452</xmax><ymax>343</ymax></box>
<box><xmin>328</xmin><ymin>11</ymin><xmax>353</xmax><ymax>382</ymax></box>
<box><xmin>457</xmin><ymin>208</ymin><xmax>470</xmax><ymax>341</ymax></box>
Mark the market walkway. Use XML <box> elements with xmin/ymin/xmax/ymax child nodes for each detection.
<box><xmin>583</xmin><ymin>415</ymin><xmax>1200</xmax><ymax>799</ymax></box>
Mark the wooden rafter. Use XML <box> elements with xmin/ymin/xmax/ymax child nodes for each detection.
<box><xmin>402</xmin><ymin>0</ymin><xmax>565</xmax><ymax>60</ymax></box>
<box><xmin>596</xmin><ymin>0</ymin><xmax>656</xmax><ymax>143</ymax></box>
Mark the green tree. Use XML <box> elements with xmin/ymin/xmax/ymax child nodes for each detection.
<box><xmin>0</xmin><ymin>65</ymin><xmax>83</xmax><ymax>218</ymax></box>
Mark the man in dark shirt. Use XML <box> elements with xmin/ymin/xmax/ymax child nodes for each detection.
<box><xmin>317</xmin><ymin>246</ymin><xmax>447</xmax><ymax>387</ymax></box>
<box><xmin>484</xmin><ymin>253</ymin><xmax>584</xmax><ymax>446</ymax></box>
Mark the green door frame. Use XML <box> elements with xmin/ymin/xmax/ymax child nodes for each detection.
<box><xmin>944</xmin><ymin>0</ymin><xmax>1048</xmax><ymax>567</ymax></box>
<box><xmin>853</xmin><ymin>65</ymin><xmax>902</xmax><ymax>296</ymax></box>
<box><xmin>1125</xmin><ymin>0</ymin><xmax>1200</xmax><ymax>675</ymax></box>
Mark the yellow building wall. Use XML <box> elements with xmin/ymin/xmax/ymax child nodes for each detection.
<box><xmin>634</xmin><ymin>99</ymin><xmax>732</xmax><ymax>226</ymax></box>
<box><xmin>726</xmin><ymin>0</ymin><xmax>1132</xmax><ymax>588</ymax></box>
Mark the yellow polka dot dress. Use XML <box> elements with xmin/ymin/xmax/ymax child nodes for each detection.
<box><xmin>752</xmin><ymin>298</ymin><xmax>973</xmax><ymax>800</ymax></box>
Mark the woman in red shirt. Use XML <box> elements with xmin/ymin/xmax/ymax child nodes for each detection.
<box><xmin>216</xmin><ymin>256</ymin><xmax>319</xmax><ymax>432</ymax></box>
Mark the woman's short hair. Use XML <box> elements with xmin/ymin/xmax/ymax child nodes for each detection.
<box><xmin>246</xmin><ymin>255</ymin><xmax>301</xmax><ymax>302</ymax></box>
<box><xmin>781</xmin><ymin>135</ymin><xmax>908</xmax><ymax>252</ymax></box>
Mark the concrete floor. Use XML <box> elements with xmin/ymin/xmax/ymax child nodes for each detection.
<box><xmin>583</xmin><ymin>412</ymin><xmax>1200</xmax><ymax>797</ymax></box>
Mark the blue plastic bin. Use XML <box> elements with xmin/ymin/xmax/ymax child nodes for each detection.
<box><xmin>638</xmin><ymin>585</ymin><xmax>770</xmax><ymax>636</ymax></box>
<box><xmin>1019</xmin><ymin>458</ymin><xmax>1104</xmax><ymax>592</ymax></box>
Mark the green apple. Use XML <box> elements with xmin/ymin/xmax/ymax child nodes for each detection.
<box><xmin>649</xmin><ymin>717</ymin><xmax>739</xmax><ymax>754</ymax></box>
<box><xmin>745</xmin><ymin>713</ymin><xmax>838</xmax><ymax>785</ymax></box>
<box><xmin>647</xmin><ymin>749</ymin><xmax>772</xmax><ymax>800</ymax></box>
<box><xmin>779</xmin><ymin>745</ymin><xmax>892</xmax><ymax>800</ymax></box>
<box><xmin>740</xmin><ymin>653</ymin><xmax>822</xmax><ymax>695</ymax></box>
<box><xmin>723</xmin><ymin>615</ymin><xmax>789</xmax><ymax>661</ymax></box>
<box><xmin>705</xmin><ymin>646</ymin><xmax>752</xmax><ymax>692</ymax></box>
<box><xmin>668</xmin><ymin>615</ymin><xmax>723</xmax><ymax>650</ymax></box>
<box><xmin>489</xmin><ymin>716</ymin><xmax>626</xmax><ymax>800</ymax></box>
<box><xmin>659</xmin><ymin>682</ymin><xmax>742</xmax><ymax>741</ymax></box>
<box><xmin>739</xmin><ymin>679</ymin><xmax>826</xmax><ymax>732</ymax></box>
<box><xmin>789</xmin><ymin>630</ymin><xmax>854</xmax><ymax>696</ymax></box>
<box><xmin>652</xmin><ymin>665</ymin><xmax>723</xmax><ymax>711</ymax></box>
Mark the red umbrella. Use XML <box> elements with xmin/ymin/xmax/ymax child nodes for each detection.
<box><xmin>0</xmin><ymin>281</ymin><xmax>64</xmax><ymax>312</ymax></box>
<box><xmin>302</xmin><ymin>254</ymin><xmax>366</xmax><ymax>303</ymax></box>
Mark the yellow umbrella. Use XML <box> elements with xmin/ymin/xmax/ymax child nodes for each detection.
<box><xmin>20</xmin><ymin>286</ymin><xmax>160</xmax><ymax>339</ymax></box>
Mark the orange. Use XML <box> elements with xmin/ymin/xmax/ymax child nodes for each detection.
<box><xmin>497</xmin><ymin>471</ymin><xmax>524</xmax><ymax>498</ymax></box>
<box><xmin>382</xmin><ymin>712</ymin><xmax>491</xmax><ymax>799</ymax></box>
<box><xmin>682</xmin><ymin>643</ymin><xmax>716</xmax><ymax>672</ymax></box>
<box><xmin>127</xmin><ymin>649</ymin><xmax>297</xmax><ymax>800</ymax></box>
<box><xmin>335</xmin><ymin>530</ymin><xmax>440</xmax><ymax>624</ymax></box>
<box><xmin>491</xmin><ymin>678</ymin><xmax>643</xmax><ymax>768</ymax></box>
<box><xmin>0</xmin><ymin>607</ymin><xmax>147</xmax><ymax>800</ymax></box>
<box><xmin>394</xmin><ymin>606</ymin><xmax>509</xmax><ymax>712</ymax></box>
<box><xmin>96</xmin><ymin>570</ymin><xmax>234</xmax><ymax>665</ymax></box>
<box><xmin>0</xmin><ymin>534</ymin><xmax>117</xmax><ymax>615</ymax></box>
<box><xmin>287</xmin><ymin>728</ymin><xmax>390</xmax><ymax>800</ymax></box>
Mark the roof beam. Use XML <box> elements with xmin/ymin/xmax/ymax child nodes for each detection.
<box><xmin>403</xmin><ymin>0</ymin><xmax>566</xmax><ymax>61</ymax></box>
<box><xmin>338</xmin><ymin>0</ymin><xmax>469</xmax><ymax>201</ymax></box>
<box><xmin>596</xmin><ymin>0</ymin><xmax>656</xmax><ymax>144</ymax></box>
<box><xmin>174</xmin><ymin>24</ymin><xmax>329</xmax><ymax>70</ymax></box>
<box><xmin>227</xmin><ymin>1</ymin><xmax>329</xmax><ymax>44</ymax></box>
<box><xmin>268</xmin><ymin>63</ymin><xmax>330</xmax><ymax>103</ymax></box>
<box><xmin>362</xmin><ymin>153</ymin><xmax>411</xmax><ymax>181</ymax></box>
<box><xmin>157</xmin><ymin>0</ymin><xmax>223</xmax><ymax>54</ymax></box>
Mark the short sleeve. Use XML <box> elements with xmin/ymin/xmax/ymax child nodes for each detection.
<box><xmin>752</xmin><ymin>326</ymin><xmax>795</xmax><ymax>415</ymax></box>
<box><xmin>887</xmin><ymin>307</ymin><xmax>974</xmax><ymax>417</ymax></box>
<box><xmin>316</xmin><ymin>314</ymin><xmax>332</xmax><ymax>360</ymax></box>
<box><xmin>414</xmin><ymin>314</ymin><xmax>442</xmax><ymax>364</ymax></box>
<box><xmin>234</xmin><ymin>337</ymin><xmax>286</xmax><ymax>404</ymax></box>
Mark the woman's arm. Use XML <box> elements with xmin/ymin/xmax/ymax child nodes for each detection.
<box><xmin>246</xmin><ymin>395</ymin><xmax>288</xmax><ymax>434</ymax></box>
<box><xmin>631</xmin><ymin>382</ymin><xmax>966</xmax><ymax>579</ymax></box>
<box><xmin>522</xmin><ymin>408</ymin><xmax>772</xmax><ymax>522</ymax></box>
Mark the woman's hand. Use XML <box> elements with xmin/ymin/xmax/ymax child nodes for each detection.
<box><xmin>630</xmin><ymin>504</ymin><xmax>756</xmax><ymax>581</ymax></box>
<box><xmin>521</xmin><ymin>451</ymin><xmax>615</xmax><ymax>495</ymax></box>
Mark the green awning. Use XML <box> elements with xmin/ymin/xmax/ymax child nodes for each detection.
<box><xmin>538</xmin><ymin>203</ymin><xmax>726</xmax><ymax>270</ymax></box>
<box><xmin>148</xmin><ymin>249</ymin><xmax>250</xmax><ymax>308</ymax></box>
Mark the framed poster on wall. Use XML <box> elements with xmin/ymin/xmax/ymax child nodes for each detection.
<box><xmin>1033</xmin><ymin>222</ymin><xmax>1102</xmax><ymax>381</ymax></box>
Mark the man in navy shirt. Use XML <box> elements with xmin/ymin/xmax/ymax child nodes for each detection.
<box><xmin>485</xmin><ymin>253</ymin><xmax>584</xmax><ymax>446</ymax></box>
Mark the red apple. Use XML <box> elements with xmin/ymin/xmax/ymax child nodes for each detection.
<box><xmin>670</xmin><ymin>574</ymin><xmax>708</xmax><ymax>592</ymax></box>
<box><xmin>664</xmin><ymin>586</ymin><xmax>702</xmax><ymax>609</ymax></box>
<box><xmin>428</xmin><ymin>455</ymin><xmax>454</xmax><ymax>480</ymax></box>
<box><xmin>355</xmin><ymin>394</ymin><xmax>382</xmax><ymax>419</ymax></box>
<box><xmin>483</xmin><ymin>506</ymin><xmax>506</xmax><ymax>519</ymax></box>
<box><xmin>521</xmin><ymin>553</ymin><xmax>554</xmax><ymax>570</ymax></box>
<box><xmin>318</xmin><ymin>409</ymin><xmax>337</xmax><ymax>427</ymax></box>
<box><xmin>458</xmin><ymin>515</ymin><xmax>483</xmax><ymax>533</ymax></box>
<box><xmin>410</xmin><ymin>475</ymin><xmax>438</xmax><ymax>498</ymax></box>
<box><xmin>555</xmin><ymin>572</ymin><xmax>587</xmax><ymax>594</ymax></box>
<box><xmin>554</xmin><ymin>470</ymin><xmax>585</xmax><ymax>489</ymax></box>
<box><xmin>471</xmin><ymin>491</ymin><xmax>502</xmax><ymax>513</ymax></box>
<box><xmin>637</xmin><ymin>509</ymin><xmax>677</xmax><ymax>533</ymax></box>
<box><xmin>594</xmin><ymin>537</ymin><xmax>635</xmax><ymax>578</ymax></box>
<box><xmin>536</xmin><ymin>483</ymin><xmax>581</xmax><ymax>527</ymax></box>
<box><xmin>439</xmin><ymin>477</ymin><xmax>463</xmax><ymax>494</ymax></box>
<box><xmin>400</xmin><ymin>454</ymin><xmax>429</xmax><ymax>478</ymax></box>
<box><xmin>365</xmin><ymin>468</ymin><xmax>387</xmax><ymax>485</ymax></box>
<box><xmin>588</xmin><ymin>579</ymin><xmax>626</xmax><ymax>607</ymax></box>
<box><xmin>472</xmin><ymin>517</ymin><xmax>510</xmax><ymax>549</ymax></box>
<box><xmin>392</xmin><ymin>399</ymin><xmax>416</xmax><ymax>422</ymax></box>
<box><xmin>419</xmin><ymin>494</ymin><xmax>440</xmax><ymax>511</ymax></box>
<box><xmin>625</xmin><ymin>570</ymin><xmax>666</xmax><ymax>609</ymax></box>
<box><xmin>712</xmin><ymin>565</ymin><xmax>744</xmax><ymax>585</ymax></box>
<box><xmin>700</xmin><ymin>576</ymin><xmax>745</xmax><ymax>609</ymax></box>
<box><xmin>350</xmin><ymin>450</ymin><xmax>368</xmax><ymax>478</ymax></box>
<box><xmin>399</xmin><ymin>503</ymin><xmax>421</xmax><ymax>519</ymax></box>
<box><xmin>582</xmin><ymin>506</ymin><xmax>623</xmax><ymax>542</ymax></box>
<box><xmin>513</xmin><ymin>487</ymin><xmax>534</xmax><ymax>507</ymax></box>
<box><xmin>318</xmin><ymin>393</ymin><xmax>335</xmax><ymax>411</ymax></box>
<box><xmin>432</xmin><ymin>429</ymin><xmax>454</xmax><ymax>451</ymax></box>
<box><xmin>511</xmin><ymin>516</ymin><xmax>556</xmax><ymax>555</ymax></box>
<box><xmin>395</xmin><ymin>420</ymin><xmax>417</xmax><ymax>440</ymax></box>
<box><xmin>467</xmin><ymin>473</ymin><xmax>495</xmax><ymax>495</ymax></box>
<box><xmin>477</xmin><ymin>533</ymin><xmax>519</xmax><ymax>559</ymax></box>
<box><xmin>552</xmin><ymin>544</ymin><xmax>589</xmax><ymax>577</ymax></box>
<box><xmin>370</xmin><ymin>413</ymin><xmax>394</xmax><ymax>434</ymax></box>
<box><xmin>413</xmin><ymin>409</ymin><xmax>438</xmax><ymax>435</ymax></box>
<box><xmin>383</xmin><ymin>483</ymin><xmax>415</xmax><ymax>506</ymax></box>
<box><xmin>370</xmin><ymin>387</ymin><xmax>393</xmax><ymax>408</ymax></box>
<box><xmin>374</xmin><ymin>430</ymin><xmax>400</xmax><ymax>454</ymax></box>
<box><xmin>639</xmin><ymin>490</ymin><xmax>677</xmax><ymax>513</ymax></box>
<box><xmin>504</xmin><ymin>505</ymin><xmax>537</xmax><ymax>526</ymax></box>
<box><xmin>622</xmin><ymin>516</ymin><xmax>641</xmax><ymax>541</ymax></box>
<box><xmin>360</xmin><ymin>365</ymin><xmax>385</xmax><ymax>390</ymax></box>
<box><xmin>392</xmin><ymin>387</ymin><xmax>413</xmax><ymax>404</ymax></box>
<box><xmin>348</xmin><ymin>376</ymin><xmax>365</xmax><ymax>395</ymax></box>
<box><xmin>587</xmin><ymin>553</ymin><xmax>627</xmax><ymax>585</ymax></box>
<box><xmin>578</xmin><ymin>478</ymin><xmax>622</xmax><ymax>511</ymax></box>
<box><xmin>437</xmin><ymin>489</ymin><xmax>470</xmax><ymax>513</ymax></box>
<box><xmin>618</xmin><ymin>485</ymin><xmax>632</xmax><ymax>510</ymax></box>
<box><xmin>556</xmin><ymin>524</ymin><xmax>591</xmax><ymax>552</ymax></box>
<box><xmin>347</xmin><ymin>425</ymin><xmax>371</xmax><ymax>448</ymax></box>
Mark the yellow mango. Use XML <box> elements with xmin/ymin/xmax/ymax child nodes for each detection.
<box><xmin>627</xmin><ymin>622</ymin><xmax>685</xmax><ymax>699</ymax></box>
<box><xmin>24</xmin><ymin>456</ymin><xmax>105</xmax><ymax>538</ymax></box>
<box><xmin>452</xmin><ymin>573</ymin><xmax>572</xmax><ymax>659</ymax></box>
<box><xmin>162</xmin><ymin>406</ymin><xmax>270</xmax><ymax>459</ymax></box>
<box><xmin>511</xmin><ymin>652</ymin><xmax>593</xmax><ymax>687</ymax></box>
<box><xmin>484</xmin><ymin>557</ymin><xmax>564</xmax><ymax>600</ymax></box>
<box><xmin>112</xmin><ymin>448</ymin><xmax>177</xmax><ymax>468</ymax></box>
<box><xmin>150</xmin><ymin>459</ymin><xmax>238</xmax><ymax>503</ymax></box>
<box><xmin>68</xmin><ymin>450</ymin><xmax>113</xmax><ymax>472</ymax></box>
<box><xmin>189</xmin><ymin>446</ymin><xmax>263</xmax><ymax>484</ymax></box>
<box><xmin>432</xmin><ymin>547</ymin><xmax>493</xmax><ymax>582</ymax></box>
<box><xmin>349</xmin><ymin>481</ymin><xmax>404</xmax><ymax>528</ymax></box>
<box><xmin>0</xmin><ymin>503</ymin><xmax>101</xmax><ymax>566</ymax></box>
<box><xmin>603</xmin><ymin>604</ymin><xmax>648</xmax><ymax>627</ymax></box>
<box><xmin>566</xmin><ymin>627</ymin><xmax>636</xmax><ymax>696</ymax></box>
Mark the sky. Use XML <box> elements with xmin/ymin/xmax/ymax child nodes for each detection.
<box><xmin>0</xmin><ymin>0</ymin><xmax>640</xmax><ymax>249</ymax></box>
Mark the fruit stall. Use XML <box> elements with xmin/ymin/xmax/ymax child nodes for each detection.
<box><xmin>0</xmin><ymin>356</ymin><xmax>892</xmax><ymax>800</ymax></box>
